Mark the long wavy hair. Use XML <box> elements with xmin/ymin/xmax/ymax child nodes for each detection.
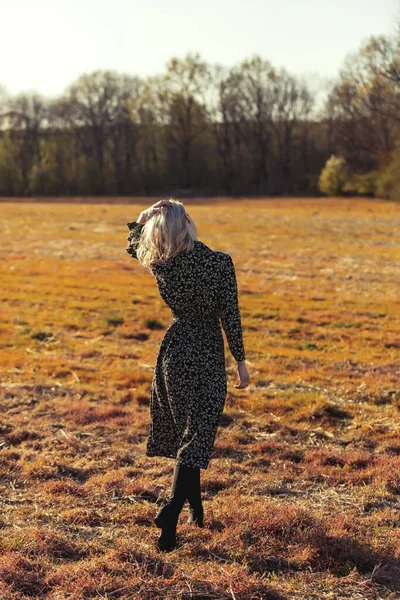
<box><xmin>136</xmin><ymin>199</ymin><xmax>198</xmax><ymax>271</ymax></box>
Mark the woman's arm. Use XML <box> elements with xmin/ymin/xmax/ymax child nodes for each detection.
<box><xmin>126</xmin><ymin>200</ymin><xmax>173</xmax><ymax>260</ymax></box>
<box><xmin>126</xmin><ymin>221</ymin><xmax>145</xmax><ymax>260</ymax></box>
<box><xmin>220</xmin><ymin>254</ymin><xmax>250</xmax><ymax>390</ymax></box>
<box><xmin>219</xmin><ymin>254</ymin><xmax>250</xmax><ymax>389</ymax></box>
<box><xmin>219</xmin><ymin>254</ymin><xmax>246</xmax><ymax>362</ymax></box>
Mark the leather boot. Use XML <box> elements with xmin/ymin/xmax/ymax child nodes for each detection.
<box><xmin>187</xmin><ymin>505</ymin><xmax>204</xmax><ymax>527</ymax></box>
<box><xmin>186</xmin><ymin>466</ymin><xmax>204</xmax><ymax>527</ymax></box>
<box><xmin>154</xmin><ymin>463</ymin><xmax>191</xmax><ymax>551</ymax></box>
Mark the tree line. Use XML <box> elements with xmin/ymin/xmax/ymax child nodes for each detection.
<box><xmin>0</xmin><ymin>24</ymin><xmax>399</xmax><ymax>199</ymax></box>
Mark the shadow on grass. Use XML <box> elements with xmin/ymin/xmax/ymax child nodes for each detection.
<box><xmin>197</xmin><ymin>512</ymin><xmax>400</xmax><ymax>593</ymax></box>
<box><xmin>246</xmin><ymin>532</ymin><xmax>400</xmax><ymax>589</ymax></box>
<box><xmin>114</xmin><ymin>547</ymin><xmax>176</xmax><ymax>578</ymax></box>
<box><xmin>55</xmin><ymin>463</ymin><xmax>92</xmax><ymax>483</ymax></box>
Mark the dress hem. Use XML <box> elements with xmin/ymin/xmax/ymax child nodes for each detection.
<box><xmin>145</xmin><ymin>449</ymin><xmax>210</xmax><ymax>470</ymax></box>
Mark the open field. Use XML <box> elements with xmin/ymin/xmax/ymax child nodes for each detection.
<box><xmin>0</xmin><ymin>197</ymin><xmax>399</xmax><ymax>600</ymax></box>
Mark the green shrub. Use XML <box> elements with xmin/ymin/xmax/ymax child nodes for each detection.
<box><xmin>343</xmin><ymin>171</ymin><xmax>379</xmax><ymax>196</ymax></box>
<box><xmin>318</xmin><ymin>155</ymin><xmax>350</xmax><ymax>196</ymax></box>
<box><xmin>376</xmin><ymin>149</ymin><xmax>400</xmax><ymax>201</ymax></box>
<box><xmin>319</xmin><ymin>155</ymin><xmax>381</xmax><ymax>198</ymax></box>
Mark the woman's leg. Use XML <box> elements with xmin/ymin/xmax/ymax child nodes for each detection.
<box><xmin>154</xmin><ymin>462</ymin><xmax>192</xmax><ymax>550</ymax></box>
<box><xmin>187</xmin><ymin>466</ymin><xmax>204</xmax><ymax>527</ymax></box>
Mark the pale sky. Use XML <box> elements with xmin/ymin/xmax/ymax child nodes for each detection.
<box><xmin>1</xmin><ymin>0</ymin><xmax>398</xmax><ymax>97</ymax></box>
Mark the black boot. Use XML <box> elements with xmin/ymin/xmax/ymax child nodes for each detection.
<box><xmin>186</xmin><ymin>466</ymin><xmax>204</xmax><ymax>528</ymax></box>
<box><xmin>154</xmin><ymin>463</ymin><xmax>191</xmax><ymax>551</ymax></box>
<box><xmin>187</xmin><ymin>505</ymin><xmax>204</xmax><ymax>527</ymax></box>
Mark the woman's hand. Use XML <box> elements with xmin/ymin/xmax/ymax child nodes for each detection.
<box><xmin>137</xmin><ymin>200</ymin><xmax>172</xmax><ymax>224</ymax></box>
<box><xmin>234</xmin><ymin>360</ymin><xmax>250</xmax><ymax>389</ymax></box>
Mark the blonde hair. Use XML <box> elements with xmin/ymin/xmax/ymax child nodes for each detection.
<box><xmin>136</xmin><ymin>198</ymin><xmax>198</xmax><ymax>271</ymax></box>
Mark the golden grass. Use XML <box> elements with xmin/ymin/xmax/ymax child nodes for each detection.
<box><xmin>0</xmin><ymin>197</ymin><xmax>399</xmax><ymax>599</ymax></box>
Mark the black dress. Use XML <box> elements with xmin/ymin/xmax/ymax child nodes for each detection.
<box><xmin>126</xmin><ymin>222</ymin><xmax>246</xmax><ymax>470</ymax></box>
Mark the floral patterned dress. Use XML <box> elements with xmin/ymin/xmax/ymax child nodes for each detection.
<box><xmin>126</xmin><ymin>222</ymin><xmax>246</xmax><ymax>469</ymax></box>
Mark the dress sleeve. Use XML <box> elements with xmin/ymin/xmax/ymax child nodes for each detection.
<box><xmin>126</xmin><ymin>221</ymin><xmax>145</xmax><ymax>260</ymax></box>
<box><xmin>219</xmin><ymin>254</ymin><xmax>246</xmax><ymax>362</ymax></box>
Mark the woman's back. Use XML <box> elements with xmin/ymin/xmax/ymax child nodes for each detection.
<box><xmin>150</xmin><ymin>239</ymin><xmax>245</xmax><ymax>363</ymax></box>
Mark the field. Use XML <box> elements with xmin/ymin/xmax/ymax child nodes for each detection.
<box><xmin>0</xmin><ymin>197</ymin><xmax>399</xmax><ymax>600</ymax></box>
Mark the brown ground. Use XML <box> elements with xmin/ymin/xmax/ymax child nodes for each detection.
<box><xmin>0</xmin><ymin>197</ymin><xmax>399</xmax><ymax>599</ymax></box>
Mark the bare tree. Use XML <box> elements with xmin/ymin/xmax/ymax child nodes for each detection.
<box><xmin>154</xmin><ymin>53</ymin><xmax>211</xmax><ymax>189</ymax></box>
<box><xmin>0</xmin><ymin>85</ymin><xmax>7</xmax><ymax>119</ymax></box>
<box><xmin>325</xmin><ymin>29</ymin><xmax>400</xmax><ymax>171</ymax></box>
<box><xmin>2</xmin><ymin>93</ymin><xmax>47</xmax><ymax>193</ymax></box>
<box><xmin>65</xmin><ymin>71</ymin><xmax>141</xmax><ymax>193</ymax></box>
<box><xmin>232</xmin><ymin>56</ymin><xmax>277</xmax><ymax>194</ymax></box>
<box><xmin>129</xmin><ymin>80</ymin><xmax>162</xmax><ymax>195</ymax></box>
<box><xmin>271</xmin><ymin>69</ymin><xmax>314</xmax><ymax>194</ymax></box>
<box><xmin>211</xmin><ymin>64</ymin><xmax>248</xmax><ymax>194</ymax></box>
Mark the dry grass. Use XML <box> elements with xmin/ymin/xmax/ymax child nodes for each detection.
<box><xmin>0</xmin><ymin>196</ymin><xmax>399</xmax><ymax>600</ymax></box>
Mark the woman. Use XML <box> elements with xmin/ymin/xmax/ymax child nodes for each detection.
<box><xmin>126</xmin><ymin>198</ymin><xmax>250</xmax><ymax>552</ymax></box>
